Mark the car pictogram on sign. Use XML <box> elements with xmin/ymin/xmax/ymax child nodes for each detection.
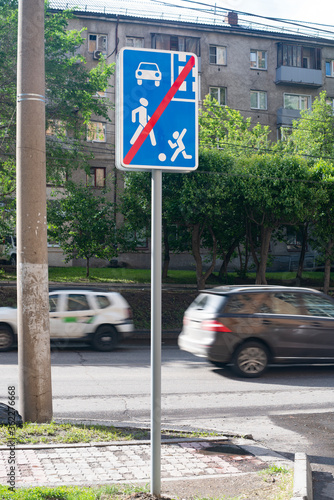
<box><xmin>135</xmin><ymin>62</ymin><xmax>162</xmax><ymax>86</ymax></box>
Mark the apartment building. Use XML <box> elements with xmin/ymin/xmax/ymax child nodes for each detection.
<box><xmin>49</xmin><ymin>1</ymin><xmax>334</xmax><ymax>269</ymax></box>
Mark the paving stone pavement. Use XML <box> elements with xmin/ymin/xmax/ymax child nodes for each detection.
<box><xmin>0</xmin><ymin>438</ymin><xmax>291</xmax><ymax>488</ymax></box>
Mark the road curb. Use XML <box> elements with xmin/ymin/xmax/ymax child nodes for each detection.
<box><xmin>291</xmin><ymin>452</ymin><xmax>313</xmax><ymax>500</ymax></box>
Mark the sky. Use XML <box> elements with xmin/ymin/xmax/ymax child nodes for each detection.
<box><xmin>214</xmin><ymin>0</ymin><xmax>334</xmax><ymax>27</ymax></box>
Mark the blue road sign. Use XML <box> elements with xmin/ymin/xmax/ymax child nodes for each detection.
<box><xmin>116</xmin><ymin>48</ymin><xmax>198</xmax><ymax>172</ymax></box>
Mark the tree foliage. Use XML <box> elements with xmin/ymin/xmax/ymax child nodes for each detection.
<box><xmin>0</xmin><ymin>1</ymin><xmax>115</xmax><ymax>184</ymax></box>
<box><xmin>199</xmin><ymin>95</ymin><xmax>271</xmax><ymax>155</ymax></box>
<box><xmin>47</xmin><ymin>183</ymin><xmax>117</xmax><ymax>277</ymax></box>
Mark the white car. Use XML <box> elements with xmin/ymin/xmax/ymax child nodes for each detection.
<box><xmin>0</xmin><ymin>289</ymin><xmax>134</xmax><ymax>352</ymax></box>
<box><xmin>135</xmin><ymin>62</ymin><xmax>162</xmax><ymax>86</ymax></box>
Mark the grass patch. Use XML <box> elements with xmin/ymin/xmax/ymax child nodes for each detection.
<box><xmin>257</xmin><ymin>466</ymin><xmax>293</xmax><ymax>500</ymax></box>
<box><xmin>0</xmin><ymin>266</ymin><xmax>332</xmax><ymax>287</ymax></box>
<box><xmin>0</xmin><ymin>422</ymin><xmax>225</xmax><ymax>445</ymax></box>
<box><xmin>0</xmin><ymin>483</ymin><xmax>151</xmax><ymax>499</ymax></box>
<box><xmin>0</xmin><ymin>422</ymin><xmax>149</xmax><ymax>445</ymax></box>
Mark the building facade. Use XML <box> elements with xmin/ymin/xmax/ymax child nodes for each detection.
<box><xmin>49</xmin><ymin>1</ymin><xmax>334</xmax><ymax>270</ymax></box>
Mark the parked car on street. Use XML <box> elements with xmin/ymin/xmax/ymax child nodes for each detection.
<box><xmin>178</xmin><ymin>285</ymin><xmax>334</xmax><ymax>377</ymax></box>
<box><xmin>0</xmin><ymin>289</ymin><xmax>134</xmax><ymax>352</ymax></box>
<box><xmin>0</xmin><ymin>235</ymin><xmax>16</xmax><ymax>265</ymax></box>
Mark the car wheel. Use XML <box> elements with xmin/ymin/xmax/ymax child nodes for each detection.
<box><xmin>232</xmin><ymin>341</ymin><xmax>269</xmax><ymax>378</ymax></box>
<box><xmin>9</xmin><ymin>254</ymin><xmax>16</xmax><ymax>266</ymax></box>
<box><xmin>0</xmin><ymin>325</ymin><xmax>14</xmax><ymax>352</ymax></box>
<box><xmin>92</xmin><ymin>326</ymin><xmax>118</xmax><ymax>352</ymax></box>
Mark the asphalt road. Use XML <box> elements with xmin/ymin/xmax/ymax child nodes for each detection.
<box><xmin>1</xmin><ymin>344</ymin><xmax>334</xmax><ymax>498</ymax></box>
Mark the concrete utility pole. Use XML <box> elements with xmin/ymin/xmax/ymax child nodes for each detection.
<box><xmin>16</xmin><ymin>0</ymin><xmax>52</xmax><ymax>422</ymax></box>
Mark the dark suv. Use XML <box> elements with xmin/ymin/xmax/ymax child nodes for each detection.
<box><xmin>178</xmin><ymin>285</ymin><xmax>334</xmax><ymax>377</ymax></box>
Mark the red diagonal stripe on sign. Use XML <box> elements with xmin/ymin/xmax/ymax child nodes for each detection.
<box><xmin>123</xmin><ymin>55</ymin><xmax>195</xmax><ymax>165</ymax></box>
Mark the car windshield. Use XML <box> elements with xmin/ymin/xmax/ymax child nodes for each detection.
<box><xmin>139</xmin><ymin>63</ymin><xmax>158</xmax><ymax>71</ymax></box>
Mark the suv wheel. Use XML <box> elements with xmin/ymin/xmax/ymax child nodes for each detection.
<box><xmin>232</xmin><ymin>341</ymin><xmax>269</xmax><ymax>378</ymax></box>
<box><xmin>0</xmin><ymin>325</ymin><xmax>14</xmax><ymax>352</ymax></box>
<box><xmin>9</xmin><ymin>254</ymin><xmax>16</xmax><ymax>266</ymax></box>
<box><xmin>92</xmin><ymin>326</ymin><xmax>118</xmax><ymax>352</ymax></box>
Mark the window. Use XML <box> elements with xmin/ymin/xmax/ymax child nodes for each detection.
<box><xmin>279</xmin><ymin>127</ymin><xmax>292</xmax><ymax>141</ymax></box>
<box><xmin>277</xmin><ymin>43</ymin><xmax>321</xmax><ymax>69</ymax></box>
<box><xmin>87</xmin><ymin>167</ymin><xmax>106</xmax><ymax>187</ymax></box>
<box><xmin>152</xmin><ymin>34</ymin><xmax>200</xmax><ymax>56</ymax></box>
<box><xmin>67</xmin><ymin>294</ymin><xmax>90</xmax><ymax>312</ymax></box>
<box><xmin>286</xmin><ymin>227</ymin><xmax>305</xmax><ymax>251</ymax></box>
<box><xmin>283</xmin><ymin>93</ymin><xmax>311</xmax><ymax>110</ymax></box>
<box><xmin>46</xmin><ymin>120</ymin><xmax>66</xmax><ymax>137</ymax></box>
<box><xmin>209</xmin><ymin>45</ymin><xmax>226</xmax><ymax>65</ymax></box>
<box><xmin>302</xmin><ymin>294</ymin><xmax>334</xmax><ymax>318</ymax></box>
<box><xmin>209</xmin><ymin>87</ymin><xmax>226</xmax><ymax>105</ymax></box>
<box><xmin>326</xmin><ymin>60</ymin><xmax>334</xmax><ymax>77</ymax></box>
<box><xmin>88</xmin><ymin>34</ymin><xmax>107</xmax><ymax>55</ymax></box>
<box><xmin>87</xmin><ymin>121</ymin><xmax>106</xmax><ymax>142</ymax></box>
<box><xmin>126</xmin><ymin>37</ymin><xmax>144</xmax><ymax>48</ymax></box>
<box><xmin>49</xmin><ymin>295</ymin><xmax>59</xmax><ymax>313</ymax></box>
<box><xmin>326</xmin><ymin>97</ymin><xmax>334</xmax><ymax>113</ymax></box>
<box><xmin>96</xmin><ymin>295</ymin><xmax>111</xmax><ymax>309</ymax></box>
<box><xmin>250</xmin><ymin>50</ymin><xmax>267</xmax><ymax>70</ymax></box>
<box><xmin>250</xmin><ymin>90</ymin><xmax>267</xmax><ymax>110</ymax></box>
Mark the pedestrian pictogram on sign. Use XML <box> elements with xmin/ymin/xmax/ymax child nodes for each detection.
<box><xmin>116</xmin><ymin>48</ymin><xmax>198</xmax><ymax>172</ymax></box>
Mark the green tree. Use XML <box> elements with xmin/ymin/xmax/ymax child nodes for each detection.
<box><xmin>236</xmin><ymin>154</ymin><xmax>320</xmax><ymax>284</ymax></box>
<box><xmin>47</xmin><ymin>182</ymin><xmax>117</xmax><ymax>277</ymax></box>
<box><xmin>199</xmin><ymin>95</ymin><xmax>271</xmax><ymax>155</ymax></box>
<box><xmin>286</xmin><ymin>91</ymin><xmax>334</xmax><ymax>159</ymax></box>
<box><xmin>0</xmin><ymin>2</ymin><xmax>114</xmax><ymax>184</ymax></box>
<box><xmin>308</xmin><ymin>160</ymin><xmax>334</xmax><ymax>293</ymax></box>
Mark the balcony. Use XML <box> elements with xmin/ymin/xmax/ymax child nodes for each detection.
<box><xmin>276</xmin><ymin>66</ymin><xmax>322</xmax><ymax>87</ymax></box>
<box><xmin>277</xmin><ymin>108</ymin><xmax>301</xmax><ymax>127</ymax></box>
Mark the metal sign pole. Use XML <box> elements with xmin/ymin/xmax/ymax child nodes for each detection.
<box><xmin>151</xmin><ymin>169</ymin><xmax>162</xmax><ymax>496</ymax></box>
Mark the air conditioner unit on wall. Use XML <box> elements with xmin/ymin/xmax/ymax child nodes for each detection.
<box><xmin>93</xmin><ymin>50</ymin><xmax>102</xmax><ymax>60</ymax></box>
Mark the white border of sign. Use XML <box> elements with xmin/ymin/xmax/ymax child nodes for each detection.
<box><xmin>115</xmin><ymin>47</ymin><xmax>198</xmax><ymax>172</ymax></box>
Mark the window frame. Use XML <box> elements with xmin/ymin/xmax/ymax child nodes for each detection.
<box><xmin>151</xmin><ymin>33</ymin><xmax>200</xmax><ymax>56</ymax></box>
<box><xmin>86</xmin><ymin>121</ymin><xmax>107</xmax><ymax>143</ymax></box>
<box><xmin>326</xmin><ymin>60</ymin><xmax>334</xmax><ymax>77</ymax></box>
<box><xmin>126</xmin><ymin>36</ymin><xmax>145</xmax><ymax>48</ymax></box>
<box><xmin>209</xmin><ymin>45</ymin><xmax>227</xmax><ymax>65</ymax></box>
<box><xmin>250</xmin><ymin>90</ymin><xmax>267</xmax><ymax>110</ymax></box>
<box><xmin>86</xmin><ymin>167</ymin><xmax>106</xmax><ymax>188</ymax></box>
<box><xmin>88</xmin><ymin>34</ymin><xmax>107</xmax><ymax>55</ymax></box>
<box><xmin>250</xmin><ymin>49</ymin><xmax>267</xmax><ymax>70</ymax></box>
<box><xmin>209</xmin><ymin>86</ymin><xmax>227</xmax><ymax>105</ymax></box>
<box><xmin>283</xmin><ymin>93</ymin><xmax>311</xmax><ymax>111</ymax></box>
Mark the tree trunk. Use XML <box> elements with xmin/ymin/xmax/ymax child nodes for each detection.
<box><xmin>247</xmin><ymin>221</ymin><xmax>260</xmax><ymax>276</ymax></box>
<box><xmin>191</xmin><ymin>224</ymin><xmax>217</xmax><ymax>290</ymax></box>
<box><xmin>86</xmin><ymin>257</ymin><xmax>90</xmax><ymax>278</ymax></box>
<box><xmin>218</xmin><ymin>239</ymin><xmax>238</xmax><ymax>280</ymax></box>
<box><xmin>191</xmin><ymin>223</ymin><xmax>204</xmax><ymax>289</ymax></box>
<box><xmin>162</xmin><ymin>219</ymin><xmax>170</xmax><ymax>279</ymax></box>
<box><xmin>255</xmin><ymin>226</ymin><xmax>272</xmax><ymax>285</ymax></box>
<box><xmin>296</xmin><ymin>223</ymin><xmax>308</xmax><ymax>282</ymax></box>
<box><xmin>323</xmin><ymin>240</ymin><xmax>333</xmax><ymax>294</ymax></box>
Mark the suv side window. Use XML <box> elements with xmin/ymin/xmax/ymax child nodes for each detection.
<box><xmin>225</xmin><ymin>293</ymin><xmax>274</xmax><ymax>314</ymax></box>
<box><xmin>49</xmin><ymin>294</ymin><xmax>59</xmax><ymax>312</ymax></box>
<box><xmin>302</xmin><ymin>293</ymin><xmax>334</xmax><ymax>317</ymax></box>
<box><xmin>96</xmin><ymin>295</ymin><xmax>111</xmax><ymax>309</ymax></box>
<box><xmin>272</xmin><ymin>292</ymin><xmax>303</xmax><ymax>315</ymax></box>
<box><xmin>67</xmin><ymin>294</ymin><xmax>90</xmax><ymax>311</ymax></box>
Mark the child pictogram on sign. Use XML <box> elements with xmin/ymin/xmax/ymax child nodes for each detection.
<box><xmin>168</xmin><ymin>129</ymin><xmax>192</xmax><ymax>162</ymax></box>
<box><xmin>130</xmin><ymin>98</ymin><xmax>156</xmax><ymax>146</ymax></box>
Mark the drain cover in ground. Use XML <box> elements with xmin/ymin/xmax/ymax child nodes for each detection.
<box><xmin>198</xmin><ymin>443</ymin><xmax>251</xmax><ymax>456</ymax></box>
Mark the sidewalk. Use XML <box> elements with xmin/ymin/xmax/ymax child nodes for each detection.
<box><xmin>0</xmin><ymin>435</ymin><xmax>293</xmax><ymax>498</ymax></box>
